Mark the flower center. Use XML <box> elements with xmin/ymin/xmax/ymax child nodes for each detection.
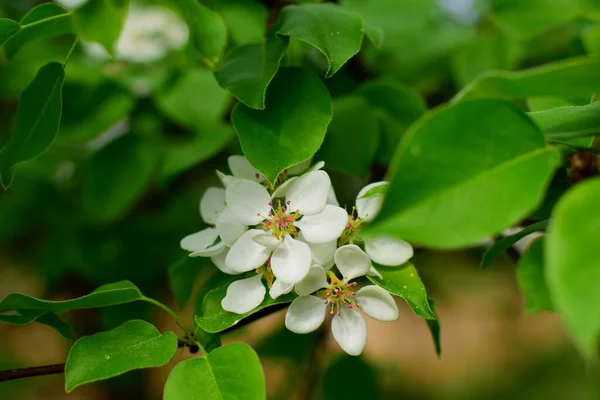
<box><xmin>256</xmin><ymin>260</ymin><xmax>275</xmax><ymax>288</ymax></box>
<box><xmin>262</xmin><ymin>199</ymin><xmax>300</xmax><ymax>239</ymax></box>
<box><xmin>339</xmin><ymin>210</ymin><xmax>364</xmax><ymax>245</ymax></box>
<box><xmin>322</xmin><ymin>271</ymin><xmax>359</xmax><ymax>316</ymax></box>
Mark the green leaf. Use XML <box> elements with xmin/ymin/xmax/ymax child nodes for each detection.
<box><xmin>83</xmin><ymin>135</ymin><xmax>157</xmax><ymax>223</ymax></box>
<box><xmin>517</xmin><ymin>237</ymin><xmax>553</xmax><ymax>315</ymax></box>
<box><xmin>71</xmin><ymin>0</ymin><xmax>128</xmax><ymax>56</ymax></box>
<box><xmin>156</xmin><ymin>68</ymin><xmax>229</xmax><ymax>131</ymax></box>
<box><xmin>214</xmin><ymin>34</ymin><xmax>288</xmax><ymax>109</ymax></box>
<box><xmin>0</xmin><ymin>281</ymin><xmax>143</xmax><ymax>314</ymax></box>
<box><xmin>490</xmin><ymin>0</ymin><xmax>580</xmax><ymax>40</ymax></box>
<box><xmin>276</xmin><ymin>3</ymin><xmax>363</xmax><ymax>77</ymax></box>
<box><xmin>368</xmin><ymin>100</ymin><xmax>561</xmax><ymax>249</ymax></box>
<box><xmin>65</xmin><ymin>320</ymin><xmax>178</xmax><ymax>392</ymax></box>
<box><xmin>164</xmin><ymin>343</ymin><xmax>265</xmax><ymax>400</ymax></box>
<box><xmin>0</xmin><ymin>310</ymin><xmax>74</xmax><ymax>339</ymax></box>
<box><xmin>546</xmin><ymin>177</ymin><xmax>600</xmax><ymax>358</ymax></box>
<box><xmin>175</xmin><ymin>0</ymin><xmax>227</xmax><ymax>68</ymax></box>
<box><xmin>316</xmin><ymin>96</ymin><xmax>379</xmax><ymax>179</ymax></box>
<box><xmin>450</xmin><ymin>30</ymin><xmax>521</xmax><ymax>88</ymax></box>
<box><xmin>0</xmin><ymin>18</ymin><xmax>19</xmax><ymax>45</ymax></box>
<box><xmin>528</xmin><ymin>102</ymin><xmax>600</xmax><ymax>141</ymax></box>
<box><xmin>3</xmin><ymin>4</ymin><xmax>72</xmax><ymax>60</ymax></box>
<box><xmin>0</xmin><ymin>62</ymin><xmax>65</xmax><ymax>189</ymax></box>
<box><xmin>358</xmin><ymin>81</ymin><xmax>426</xmax><ymax>164</ymax></box>
<box><xmin>195</xmin><ymin>272</ymin><xmax>295</xmax><ymax>333</ymax></box>
<box><xmin>219</xmin><ymin>0</ymin><xmax>268</xmax><ymax>46</ymax></box>
<box><xmin>160</xmin><ymin>126</ymin><xmax>235</xmax><ymax>181</ymax></box>
<box><xmin>363</xmin><ymin>23</ymin><xmax>384</xmax><ymax>48</ymax></box>
<box><xmin>232</xmin><ymin>67</ymin><xmax>332</xmax><ymax>184</ymax></box>
<box><xmin>481</xmin><ymin>220</ymin><xmax>549</xmax><ymax>268</ymax></box>
<box><xmin>168</xmin><ymin>257</ymin><xmax>204</xmax><ymax>308</ymax></box>
<box><xmin>357</xmin><ymin>182</ymin><xmax>389</xmax><ymax>199</ymax></box>
<box><xmin>367</xmin><ymin>263</ymin><xmax>436</xmax><ymax>320</ymax></box>
<box><xmin>454</xmin><ymin>57</ymin><xmax>600</xmax><ymax>103</ymax></box>
<box><xmin>425</xmin><ymin>299</ymin><xmax>441</xmax><ymax>357</ymax></box>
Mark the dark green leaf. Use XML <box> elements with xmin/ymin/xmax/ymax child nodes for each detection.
<box><xmin>71</xmin><ymin>0</ymin><xmax>128</xmax><ymax>56</ymax></box>
<box><xmin>0</xmin><ymin>62</ymin><xmax>65</xmax><ymax>189</ymax></box>
<box><xmin>454</xmin><ymin>57</ymin><xmax>600</xmax><ymax>103</ymax></box>
<box><xmin>232</xmin><ymin>67</ymin><xmax>332</xmax><ymax>184</ymax></box>
<box><xmin>175</xmin><ymin>0</ymin><xmax>227</xmax><ymax>67</ymax></box>
<box><xmin>219</xmin><ymin>0</ymin><xmax>267</xmax><ymax>45</ymax></box>
<box><xmin>528</xmin><ymin>102</ymin><xmax>600</xmax><ymax>140</ymax></box>
<box><xmin>214</xmin><ymin>34</ymin><xmax>288</xmax><ymax>109</ymax></box>
<box><xmin>3</xmin><ymin>4</ymin><xmax>72</xmax><ymax>60</ymax></box>
<box><xmin>359</xmin><ymin>81</ymin><xmax>425</xmax><ymax>164</ymax></box>
<box><xmin>83</xmin><ymin>135</ymin><xmax>157</xmax><ymax>223</ymax></box>
<box><xmin>65</xmin><ymin>320</ymin><xmax>178</xmax><ymax>392</ymax></box>
<box><xmin>517</xmin><ymin>237</ymin><xmax>553</xmax><ymax>315</ymax></box>
<box><xmin>490</xmin><ymin>0</ymin><xmax>579</xmax><ymax>40</ymax></box>
<box><xmin>316</xmin><ymin>96</ymin><xmax>379</xmax><ymax>179</ymax></box>
<box><xmin>546</xmin><ymin>177</ymin><xmax>600</xmax><ymax>358</ymax></box>
<box><xmin>0</xmin><ymin>310</ymin><xmax>74</xmax><ymax>339</ymax></box>
<box><xmin>195</xmin><ymin>272</ymin><xmax>295</xmax><ymax>333</ymax></box>
<box><xmin>481</xmin><ymin>220</ymin><xmax>549</xmax><ymax>268</ymax></box>
<box><xmin>425</xmin><ymin>299</ymin><xmax>441</xmax><ymax>357</ymax></box>
<box><xmin>0</xmin><ymin>281</ymin><xmax>143</xmax><ymax>314</ymax></box>
<box><xmin>164</xmin><ymin>343</ymin><xmax>265</xmax><ymax>400</ymax></box>
<box><xmin>369</xmin><ymin>100</ymin><xmax>561</xmax><ymax>249</ymax></box>
<box><xmin>276</xmin><ymin>3</ymin><xmax>363</xmax><ymax>77</ymax></box>
<box><xmin>168</xmin><ymin>256</ymin><xmax>204</xmax><ymax>308</ymax></box>
<box><xmin>0</xmin><ymin>18</ymin><xmax>19</xmax><ymax>45</ymax></box>
<box><xmin>367</xmin><ymin>263</ymin><xmax>436</xmax><ymax>320</ymax></box>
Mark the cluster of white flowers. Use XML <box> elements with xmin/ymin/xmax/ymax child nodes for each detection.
<box><xmin>182</xmin><ymin>157</ymin><xmax>414</xmax><ymax>355</ymax></box>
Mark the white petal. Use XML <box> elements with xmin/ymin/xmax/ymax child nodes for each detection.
<box><xmin>215</xmin><ymin>207</ymin><xmax>248</xmax><ymax>246</ymax></box>
<box><xmin>306</xmin><ymin>238</ymin><xmax>337</xmax><ymax>269</ymax></box>
<box><xmin>269</xmin><ymin>279</ymin><xmax>294</xmax><ymax>299</ymax></box>
<box><xmin>226</xmin><ymin>179</ymin><xmax>271</xmax><ymax>225</ymax></box>
<box><xmin>252</xmin><ymin>232</ymin><xmax>282</xmax><ymax>249</ymax></box>
<box><xmin>285</xmin><ymin>295</ymin><xmax>327</xmax><ymax>334</ymax></box>
<box><xmin>327</xmin><ymin>187</ymin><xmax>340</xmax><ymax>206</ymax></box>
<box><xmin>355</xmin><ymin>286</ymin><xmax>399</xmax><ymax>321</ymax></box>
<box><xmin>221</xmin><ymin>274</ymin><xmax>266</xmax><ymax>314</ymax></box>
<box><xmin>225</xmin><ymin>229</ymin><xmax>271</xmax><ymax>273</ymax></box>
<box><xmin>295</xmin><ymin>205</ymin><xmax>348</xmax><ymax>244</ymax></box>
<box><xmin>308</xmin><ymin>161</ymin><xmax>325</xmax><ymax>172</ymax></box>
<box><xmin>331</xmin><ymin>308</ymin><xmax>367</xmax><ymax>356</ymax></box>
<box><xmin>287</xmin><ymin>158</ymin><xmax>312</xmax><ymax>176</ymax></box>
<box><xmin>271</xmin><ymin>236</ymin><xmax>311</xmax><ymax>284</ymax></box>
<box><xmin>216</xmin><ymin>170</ymin><xmax>238</xmax><ymax>188</ymax></box>
<box><xmin>180</xmin><ymin>227</ymin><xmax>219</xmax><ymax>253</ymax></box>
<box><xmin>295</xmin><ymin>265</ymin><xmax>329</xmax><ymax>296</ymax></box>
<box><xmin>285</xmin><ymin>170</ymin><xmax>331</xmax><ymax>215</ymax></box>
<box><xmin>355</xmin><ymin>181</ymin><xmax>388</xmax><ymax>222</ymax></box>
<box><xmin>367</xmin><ymin>266</ymin><xmax>383</xmax><ymax>280</ymax></box>
<box><xmin>271</xmin><ymin>177</ymin><xmax>297</xmax><ymax>199</ymax></box>
<box><xmin>210</xmin><ymin>247</ymin><xmax>237</xmax><ymax>275</ymax></box>
<box><xmin>334</xmin><ymin>244</ymin><xmax>372</xmax><ymax>280</ymax></box>
<box><xmin>228</xmin><ymin>155</ymin><xmax>264</xmax><ymax>182</ymax></box>
<box><xmin>190</xmin><ymin>240</ymin><xmax>225</xmax><ymax>257</ymax></box>
<box><xmin>200</xmin><ymin>187</ymin><xmax>226</xmax><ymax>225</ymax></box>
<box><xmin>364</xmin><ymin>236</ymin><xmax>413</xmax><ymax>266</ymax></box>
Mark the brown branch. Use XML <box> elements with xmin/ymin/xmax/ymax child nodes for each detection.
<box><xmin>0</xmin><ymin>339</ymin><xmax>192</xmax><ymax>383</ymax></box>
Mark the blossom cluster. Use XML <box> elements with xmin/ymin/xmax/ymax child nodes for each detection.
<box><xmin>181</xmin><ymin>157</ymin><xmax>414</xmax><ymax>355</ymax></box>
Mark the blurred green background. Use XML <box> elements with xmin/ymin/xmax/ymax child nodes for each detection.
<box><xmin>1</xmin><ymin>0</ymin><xmax>600</xmax><ymax>398</ymax></box>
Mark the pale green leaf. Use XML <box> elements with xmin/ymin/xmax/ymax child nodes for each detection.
<box><xmin>164</xmin><ymin>343</ymin><xmax>265</xmax><ymax>400</ymax></box>
<box><xmin>71</xmin><ymin>0</ymin><xmax>128</xmax><ymax>56</ymax></box>
<box><xmin>368</xmin><ymin>100</ymin><xmax>561</xmax><ymax>249</ymax></box>
<box><xmin>517</xmin><ymin>236</ymin><xmax>553</xmax><ymax>315</ymax></box>
<box><xmin>65</xmin><ymin>320</ymin><xmax>178</xmax><ymax>392</ymax></box>
<box><xmin>528</xmin><ymin>102</ymin><xmax>600</xmax><ymax>140</ymax></box>
<box><xmin>546</xmin><ymin>177</ymin><xmax>600</xmax><ymax>358</ymax></box>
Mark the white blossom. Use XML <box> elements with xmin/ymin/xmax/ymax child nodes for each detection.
<box><xmin>223</xmin><ymin>170</ymin><xmax>348</xmax><ymax>284</ymax></box>
<box><xmin>285</xmin><ymin>245</ymin><xmax>399</xmax><ymax>355</ymax></box>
